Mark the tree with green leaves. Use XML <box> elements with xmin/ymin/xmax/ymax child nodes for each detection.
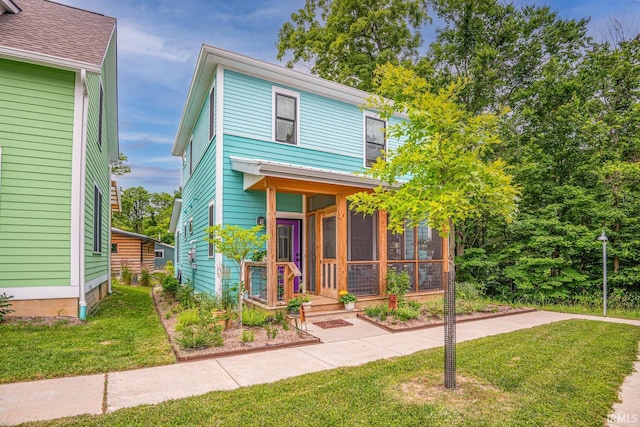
<box><xmin>349</xmin><ymin>64</ymin><xmax>518</xmax><ymax>240</ymax></box>
<box><xmin>205</xmin><ymin>225</ymin><xmax>269</xmax><ymax>328</ymax></box>
<box><xmin>277</xmin><ymin>0</ymin><xmax>430</xmax><ymax>92</ymax></box>
<box><xmin>111</xmin><ymin>153</ymin><xmax>131</xmax><ymax>176</ymax></box>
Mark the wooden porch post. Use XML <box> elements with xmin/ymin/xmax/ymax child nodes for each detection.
<box><xmin>378</xmin><ymin>210</ymin><xmax>388</xmax><ymax>296</ymax></box>
<box><xmin>336</xmin><ymin>194</ymin><xmax>347</xmax><ymax>293</ymax></box>
<box><xmin>266</xmin><ymin>186</ymin><xmax>277</xmax><ymax>307</ymax></box>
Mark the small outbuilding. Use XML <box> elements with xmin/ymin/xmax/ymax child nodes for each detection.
<box><xmin>110</xmin><ymin>228</ymin><xmax>157</xmax><ymax>280</ymax></box>
<box><xmin>154</xmin><ymin>241</ymin><xmax>175</xmax><ymax>271</ymax></box>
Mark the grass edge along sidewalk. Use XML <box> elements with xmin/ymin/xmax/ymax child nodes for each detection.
<box><xmin>0</xmin><ymin>284</ymin><xmax>175</xmax><ymax>384</ymax></box>
<box><xmin>26</xmin><ymin>319</ymin><xmax>640</xmax><ymax>427</ymax></box>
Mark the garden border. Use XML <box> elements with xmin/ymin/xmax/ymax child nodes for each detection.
<box><xmin>151</xmin><ymin>285</ymin><xmax>321</xmax><ymax>362</ymax></box>
<box><xmin>357</xmin><ymin>307</ymin><xmax>537</xmax><ymax>333</ymax></box>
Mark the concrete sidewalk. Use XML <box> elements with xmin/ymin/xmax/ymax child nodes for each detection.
<box><xmin>0</xmin><ymin>311</ymin><xmax>639</xmax><ymax>425</ymax></box>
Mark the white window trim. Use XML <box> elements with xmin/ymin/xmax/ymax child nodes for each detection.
<box><xmin>155</xmin><ymin>250</ymin><xmax>165</xmax><ymax>258</ymax></box>
<box><xmin>189</xmin><ymin>217</ymin><xmax>193</xmax><ymax>235</ymax></box>
<box><xmin>363</xmin><ymin>111</ymin><xmax>387</xmax><ymax>168</ymax></box>
<box><xmin>93</xmin><ymin>183</ymin><xmax>103</xmax><ymax>254</ymax></box>
<box><xmin>272</xmin><ymin>86</ymin><xmax>300</xmax><ymax>145</ymax></box>
<box><xmin>208</xmin><ymin>200</ymin><xmax>215</xmax><ymax>258</ymax></box>
<box><xmin>209</xmin><ymin>85</ymin><xmax>215</xmax><ymax>140</ymax></box>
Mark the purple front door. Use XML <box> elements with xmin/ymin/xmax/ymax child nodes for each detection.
<box><xmin>276</xmin><ymin>218</ymin><xmax>303</xmax><ymax>292</ymax></box>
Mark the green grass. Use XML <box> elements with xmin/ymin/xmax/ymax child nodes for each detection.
<box><xmin>28</xmin><ymin>319</ymin><xmax>640</xmax><ymax>426</ymax></box>
<box><xmin>534</xmin><ymin>303</ymin><xmax>640</xmax><ymax>320</ymax></box>
<box><xmin>0</xmin><ymin>284</ymin><xmax>175</xmax><ymax>383</ymax></box>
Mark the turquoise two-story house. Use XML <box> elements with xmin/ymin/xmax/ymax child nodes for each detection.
<box><xmin>170</xmin><ymin>45</ymin><xmax>446</xmax><ymax>309</ymax></box>
<box><xmin>0</xmin><ymin>0</ymin><xmax>118</xmax><ymax>318</ymax></box>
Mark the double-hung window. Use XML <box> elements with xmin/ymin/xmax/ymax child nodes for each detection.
<box><xmin>273</xmin><ymin>88</ymin><xmax>299</xmax><ymax>144</ymax></box>
<box><xmin>365</xmin><ymin>116</ymin><xmax>386</xmax><ymax>167</ymax></box>
<box><xmin>93</xmin><ymin>184</ymin><xmax>103</xmax><ymax>253</ymax></box>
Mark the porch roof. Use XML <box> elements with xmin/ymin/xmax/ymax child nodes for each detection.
<box><xmin>230</xmin><ymin>157</ymin><xmax>399</xmax><ymax>195</ymax></box>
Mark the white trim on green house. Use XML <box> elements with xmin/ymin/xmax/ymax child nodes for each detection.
<box><xmin>214</xmin><ymin>65</ymin><xmax>224</xmax><ymax>295</ymax></box>
<box><xmin>86</xmin><ymin>274</ymin><xmax>108</xmax><ymax>292</ymax></box>
<box><xmin>0</xmin><ymin>47</ymin><xmax>102</xmax><ymax>74</ymax></box>
<box><xmin>1</xmin><ymin>286</ymin><xmax>82</xmax><ymax>300</ymax></box>
<box><xmin>70</xmin><ymin>70</ymin><xmax>85</xmax><ymax>290</ymax></box>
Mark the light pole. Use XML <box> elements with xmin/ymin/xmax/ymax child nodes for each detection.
<box><xmin>597</xmin><ymin>231</ymin><xmax>608</xmax><ymax>317</ymax></box>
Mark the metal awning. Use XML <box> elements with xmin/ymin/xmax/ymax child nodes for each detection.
<box><xmin>229</xmin><ymin>157</ymin><xmax>397</xmax><ymax>194</ymax></box>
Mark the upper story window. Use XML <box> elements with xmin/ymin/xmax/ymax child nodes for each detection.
<box><xmin>272</xmin><ymin>87</ymin><xmax>299</xmax><ymax>145</ymax></box>
<box><xmin>365</xmin><ymin>115</ymin><xmax>386</xmax><ymax>167</ymax></box>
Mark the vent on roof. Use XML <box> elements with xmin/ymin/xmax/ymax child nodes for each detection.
<box><xmin>0</xmin><ymin>0</ymin><xmax>20</xmax><ymax>15</ymax></box>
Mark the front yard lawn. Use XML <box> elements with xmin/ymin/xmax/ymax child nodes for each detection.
<box><xmin>0</xmin><ymin>284</ymin><xmax>175</xmax><ymax>384</ymax></box>
<box><xmin>30</xmin><ymin>319</ymin><xmax>640</xmax><ymax>426</ymax></box>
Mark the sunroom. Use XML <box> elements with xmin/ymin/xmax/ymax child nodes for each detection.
<box><xmin>232</xmin><ymin>157</ymin><xmax>449</xmax><ymax>310</ymax></box>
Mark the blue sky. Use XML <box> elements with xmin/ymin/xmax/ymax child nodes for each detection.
<box><xmin>57</xmin><ymin>0</ymin><xmax>639</xmax><ymax>195</ymax></box>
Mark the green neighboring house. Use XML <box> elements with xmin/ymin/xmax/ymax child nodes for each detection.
<box><xmin>0</xmin><ymin>0</ymin><xmax>118</xmax><ymax>319</ymax></box>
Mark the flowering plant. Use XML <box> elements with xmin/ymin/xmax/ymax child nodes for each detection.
<box><xmin>338</xmin><ymin>290</ymin><xmax>357</xmax><ymax>304</ymax></box>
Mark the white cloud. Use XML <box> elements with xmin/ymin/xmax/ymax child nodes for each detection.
<box><xmin>118</xmin><ymin>21</ymin><xmax>194</xmax><ymax>62</ymax></box>
<box><xmin>119</xmin><ymin>132</ymin><xmax>174</xmax><ymax>145</ymax></box>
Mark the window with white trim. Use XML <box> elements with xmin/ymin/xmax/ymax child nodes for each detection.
<box><xmin>155</xmin><ymin>250</ymin><xmax>164</xmax><ymax>258</ymax></box>
<box><xmin>93</xmin><ymin>184</ymin><xmax>103</xmax><ymax>253</ymax></box>
<box><xmin>365</xmin><ymin>115</ymin><xmax>386</xmax><ymax>167</ymax></box>
<box><xmin>272</xmin><ymin>87</ymin><xmax>299</xmax><ymax>145</ymax></box>
<box><xmin>189</xmin><ymin>217</ymin><xmax>193</xmax><ymax>235</ymax></box>
<box><xmin>208</xmin><ymin>201</ymin><xmax>215</xmax><ymax>257</ymax></box>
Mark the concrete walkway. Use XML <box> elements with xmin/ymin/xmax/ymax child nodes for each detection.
<box><xmin>0</xmin><ymin>311</ymin><xmax>639</xmax><ymax>426</ymax></box>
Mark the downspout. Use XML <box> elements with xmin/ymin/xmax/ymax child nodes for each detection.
<box><xmin>78</xmin><ymin>69</ymin><xmax>89</xmax><ymax>320</ymax></box>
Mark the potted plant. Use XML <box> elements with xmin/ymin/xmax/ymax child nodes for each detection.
<box><xmin>338</xmin><ymin>291</ymin><xmax>358</xmax><ymax>311</ymax></box>
<box><xmin>386</xmin><ymin>269</ymin><xmax>410</xmax><ymax>310</ymax></box>
<box><xmin>287</xmin><ymin>296</ymin><xmax>303</xmax><ymax>315</ymax></box>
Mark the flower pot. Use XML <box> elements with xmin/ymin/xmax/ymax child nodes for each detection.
<box><xmin>344</xmin><ymin>301</ymin><xmax>355</xmax><ymax>311</ymax></box>
<box><xmin>388</xmin><ymin>294</ymin><xmax>398</xmax><ymax>310</ymax></box>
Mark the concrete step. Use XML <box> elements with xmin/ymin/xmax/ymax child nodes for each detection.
<box><xmin>303</xmin><ymin>308</ymin><xmax>359</xmax><ymax>322</ymax></box>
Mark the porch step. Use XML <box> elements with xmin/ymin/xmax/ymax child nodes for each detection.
<box><xmin>302</xmin><ymin>308</ymin><xmax>359</xmax><ymax>322</ymax></box>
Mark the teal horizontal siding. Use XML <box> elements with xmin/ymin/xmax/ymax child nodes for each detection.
<box><xmin>180</xmin><ymin>135</ymin><xmax>217</xmax><ymax>295</ymax></box>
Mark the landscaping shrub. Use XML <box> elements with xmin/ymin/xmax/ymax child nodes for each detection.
<box><xmin>162</xmin><ymin>275</ymin><xmax>179</xmax><ymax>296</ymax></box>
<box><xmin>241</xmin><ymin>329</ymin><xmax>255</xmax><ymax>343</ymax></box>
<box><xmin>165</xmin><ymin>261</ymin><xmax>175</xmax><ymax>276</ymax></box>
<box><xmin>456</xmin><ymin>281</ymin><xmax>485</xmax><ymax>301</ymax></box>
<box><xmin>140</xmin><ymin>269</ymin><xmax>151</xmax><ymax>287</ymax></box>
<box><xmin>175</xmin><ymin>325</ymin><xmax>223</xmax><ymax>350</ymax></box>
<box><xmin>365</xmin><ymin>304</ymin><xmax>389</xmax><ymax>321</ymax></box>
<box><xmin>265</xmin><ymin>325</ymin><xmax>278</xmax><ymax>339</ymax></box>
<box><xmin>242</xmin><ymin>308</ymin><xmax>270</xmax><ymax>326</ymax></box>
<box><xmin>176</xmin><ymin>281</ymin><xmax>196</xmax><ymax>309</ymax></box>
<box><xmin>406</xmin><ymin>299</ymin><xmax>422</xmax><ymax>311</ymax></box>
<box><xmin>175</xmin><ymin>309</ymin><xmax>200</xmax><ymax>332</ymax></box>
<box><xmin>395</xmin><ymin>305</ymin><xmax>420</xmax><ymax>321</ymax></box>
<box><xmin>0</xmin><ymin>293</ymin><xmax>14</xmax><ymax>321</ymax></box>
<box><xmin>121</xmin><ymin>265</ymin><xmax>132</xmax><ymax>285</ymax></box>
<box><xmin>423</xmin><ymin>298</ymin><xmax>444</xmax><ymax>317</ymax></box>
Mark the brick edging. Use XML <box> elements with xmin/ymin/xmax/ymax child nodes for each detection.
<box><xmin>357</xmin><ymin>307</ymin><xmax>537</xmax><ymax>333</ymax></box>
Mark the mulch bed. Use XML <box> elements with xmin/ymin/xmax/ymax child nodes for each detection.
<box><xmin>313</xmin><ymin>319</ymin><xmax>354</xmax><ymax>329</ymax></box>
<box><xmin>152</xmin><ymin>286</ymin><xmax>320</xmax><ymax>362</ymax></box>
<box><xmin>358</xmin><ymin>306</ymin><xmax>536</xmax><ymax>333</ymax></box>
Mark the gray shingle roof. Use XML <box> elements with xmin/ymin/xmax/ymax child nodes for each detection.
<box><xmin>0</xmin><ymin>0</ymin><xmax>115</xmax><ymax>68</ymax></box>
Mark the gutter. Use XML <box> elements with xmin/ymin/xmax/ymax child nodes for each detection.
<box><xmin>78</xmin><ymin>69</ymin><xmax>89</xmax><ymax>320</ymax></box>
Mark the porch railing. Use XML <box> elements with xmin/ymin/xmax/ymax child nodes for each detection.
<box><xmin>245</xmin><ymin>261</ymin><xmax>301</xmax><ymax>307</ymax></box>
